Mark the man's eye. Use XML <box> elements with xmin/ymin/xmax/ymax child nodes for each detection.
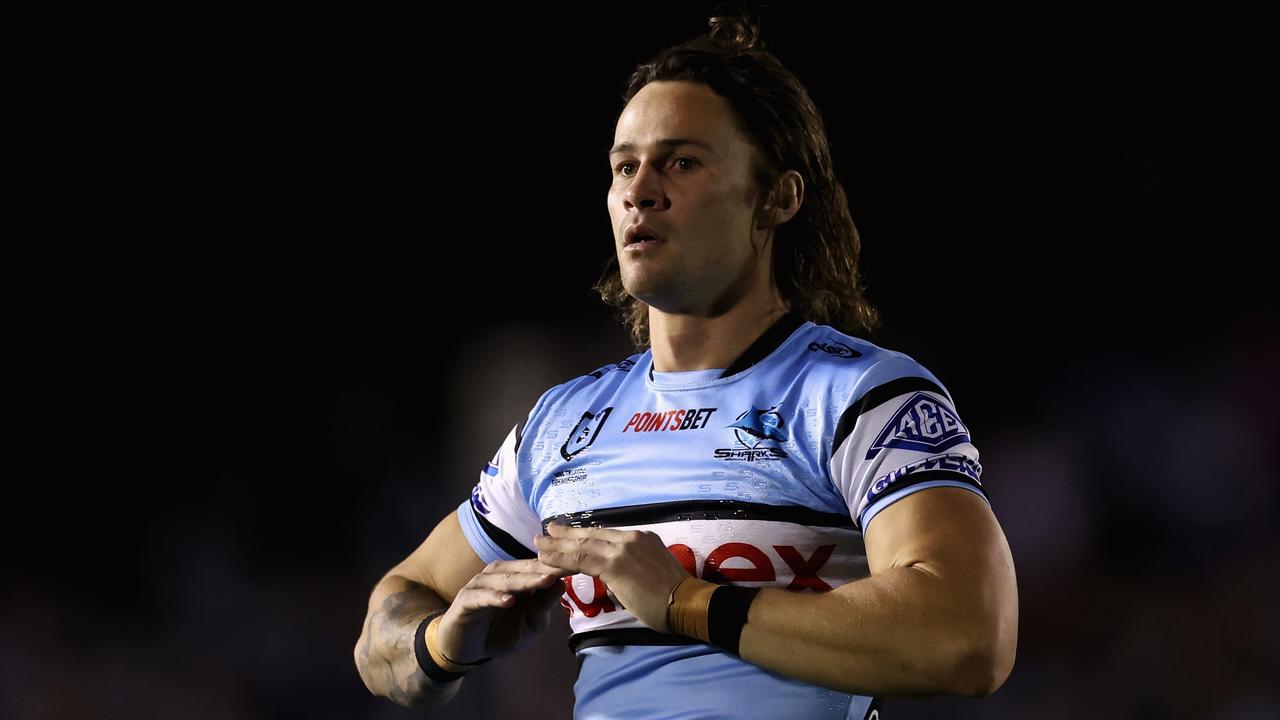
<box><xmin>614</xmin><ymin>157</ymin><xmax>697</xmax><ymax>177</ymax></box>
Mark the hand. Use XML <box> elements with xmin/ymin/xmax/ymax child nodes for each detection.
<box><xmin>435</xmin><ymin>559</ymin><xmax>566</xmax><ymax>664</ymax></box>
<box><xmin>534</xmin><ymin>523</ymin><xmax>692</xmax><ymax>634</ymax></box>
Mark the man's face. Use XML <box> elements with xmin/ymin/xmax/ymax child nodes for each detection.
<box><xmin>607</xmin><ymin>81</ymin><xmax>770</xmax><ymax>316</ymax></box>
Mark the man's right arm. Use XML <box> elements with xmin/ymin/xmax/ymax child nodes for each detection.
<box><xmin>354</xmin><ymin>508</ymin><xmax>489</xmax><ymax>709</ymax></box>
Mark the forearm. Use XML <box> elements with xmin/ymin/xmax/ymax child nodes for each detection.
<box><xmin>354</xmin><ymin>573</ymin><xmax>459</xmax><ymax>709</ymax></box>
<box><xmin>734</xmin><ymin>565</ymin><xmax>996</xmax><ymax>697</ymax></box>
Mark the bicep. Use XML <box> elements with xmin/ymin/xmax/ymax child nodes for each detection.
<box><xmin>863</xmin><ymin>486</ymin><xmax>1013</xmax><ymax>583</ymax></box>
<box><xmin>862</xmin><ymin>485</ymin><xmax>1019</xmax><ymax>662</ymax></box>
<box><xmin>389</xmin><ymin>509</ymin><xmax>488</xmax><ymax>604</ymax></box>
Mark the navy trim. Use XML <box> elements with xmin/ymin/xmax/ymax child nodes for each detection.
<box><xmin>719</xmin><ymin>311</ymin><xmax>806</xmax><ymax>379</ymax></box>
<box><xmin>861</xmin><ymin>696</ymin><xmax>882</xmax><ymax>720</ymax></box>
<box><xmin>569</xmin><ymin>627</ymin><xmax>704</xmax><ymax>654</ymax></box>
<box><xmin>860</xmin><ymin>470</ymin><xmax>988</xmax><ymax>530</ymax></box>
<box><xmin>542</xmin><ymin>498</ymin><xmax>855</xmax><ymax>532</ymax></box>
<box><xmin>646</xmin><ymin>311</ymin><xmax>806</xmax><ymax>383</ymax></box>
<box><xmin>834</xmin><ymin>376</ymin><xmax>952</xmax><ymax>451</ymax></box>
<box><xmin>470</xmin><ymin>501</ymin><xmax>536</xmax><ymax>560</ymax></box>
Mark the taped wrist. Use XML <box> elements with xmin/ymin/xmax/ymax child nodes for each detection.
<box><xmin>413</xmin><ymin>609</ymin><xmax>494</xmax><ymax>683</ymax></box>
<box><xmin>666</xmin><ymin>577</ymin><xmax>761</xmax><ymax>656</ymax></box>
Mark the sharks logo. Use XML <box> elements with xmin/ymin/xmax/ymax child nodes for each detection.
<box><xmin>714</xmin><ymin>403</ymin><xmax>790</xmax><ymax>462</ymax></box>
<box><xmin>728</xmin><ymin>405</ymin><xmax>787</xmax><ymax>446</ymax></box>
<box><xmin>866</xmin><ymin>392</ymin><xmax>971</xmax><ymax>460</ymax></box>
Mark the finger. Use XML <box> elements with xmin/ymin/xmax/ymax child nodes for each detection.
<box><xmin>487</xmin><ymin>558</ymin><xmax>560</xmax><ymax>574</ymax></box>
<box><xmin>471</xmin><ymin>569</ymin><xmax>561</xmax><ymax>593</ymax></box>
<box><xmin>516</xmin><ymin>558</ymin><xmax>571</xmax><ymax>578</ymax></box>
<box><xmin>484</xmin><ymin>559</ymin><xmax>565</xmax><ymax>581</ymax></box>
<box><xmin>546</xmin><ymin>523</ymin><xmax>627</xmax><ymax>541</ymax></box>
<box><xmin>537</xmin><ymin>543</ymin><xmax>607</xmax><ymax>575</ymax></box>
<box><xmin>455</xmin><ymin>585</ymin><xmax>517</xmax><ymax>611</ymax></box>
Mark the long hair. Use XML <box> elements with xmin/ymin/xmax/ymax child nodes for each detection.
<box><xmin>594</xmin><ymin>15</ymin><xmax>881</xmax><ymax>350</ymax></box>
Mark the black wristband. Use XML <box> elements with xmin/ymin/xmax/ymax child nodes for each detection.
<box><xmin>413</xmin><ymin>610</ymin><xmax>466</xmax><ymax>683</ymax></box>
<box><xmin>706</xmin><ymin>585</ymin><xmax>761</xmax><ymax>656</ymax></box>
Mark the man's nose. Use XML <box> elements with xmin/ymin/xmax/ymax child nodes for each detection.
<box><xmin>623</xmin><ymin>162</ymin><xmax>669</xmax><ymax>211</ymax></box>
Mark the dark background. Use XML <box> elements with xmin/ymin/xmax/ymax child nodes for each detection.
<box><xmin>5</xmin><ymin>4</ymin><xmax>1276</xmax><ymax>718</ymax></box>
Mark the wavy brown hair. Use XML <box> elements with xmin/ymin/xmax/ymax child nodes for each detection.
<box><xmin>594</xmin><ymin>14</ymin><xmax>881</xmax><ymax>350</ymax></box>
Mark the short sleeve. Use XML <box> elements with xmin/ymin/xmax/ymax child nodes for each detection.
<box><xmin>456</xmin><ymin>419</ymin><xmax>542</xmax><ymax>563</ymax></box>
<box><xmin>828</xmin><ymin>367</ymin><xmax>989</xmax><ymax>534</ymax></box>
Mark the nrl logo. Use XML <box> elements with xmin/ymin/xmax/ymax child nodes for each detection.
<box><xmin>561</xmin><ymin>407</ymin><xmax>613</xmax><ymax>461</ymax></box>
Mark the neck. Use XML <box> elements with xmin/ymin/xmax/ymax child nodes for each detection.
<box><xmin>648</xmin><ymin>293</ymin><xmax>791</xmax><ymax>373</ymax></box>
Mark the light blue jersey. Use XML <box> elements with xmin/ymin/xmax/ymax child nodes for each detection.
<box><xmin>457</xmin><ymin>312</ymin><xmax>988</xmax><ymax>719</ymax></box>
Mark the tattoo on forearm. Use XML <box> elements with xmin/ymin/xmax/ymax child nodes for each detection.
<box><xmin>360</xmin><ymin>585</ymin><xmax>444</xmax><ymax>707</ymax></box>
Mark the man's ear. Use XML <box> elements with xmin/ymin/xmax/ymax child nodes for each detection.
<box><xmin>757</xmin><ymin>171</ymin><xmax>804</xmax><ymax>229</ymax></box>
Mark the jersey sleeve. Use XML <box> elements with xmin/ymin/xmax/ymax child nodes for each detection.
<box><xmin>828</xmin><ymin>357</ymin><xmax>989</xmax><ymax>534</ymax></box>
<box><xmin>456</xmin><ymin>417</ymin><xmax>542</xmax><ymax>563</ymax></box>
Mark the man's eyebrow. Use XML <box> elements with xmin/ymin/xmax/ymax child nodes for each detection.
<box><xmin>608</xmin><ymin>138</ymin><xmax>715</xmax><ymax>157</ymax></box>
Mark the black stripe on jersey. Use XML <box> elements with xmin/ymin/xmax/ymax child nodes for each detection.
<box><xmin>861</xmin><ymin>696</ymin><xmax>882</xmax><ymax>720</ymax></box>
<box><xmin>833</xmin><ymin>375</ymin><xmax>953</xmax><ymax>452</ymax></box>
<box><xmin>569</xmin><ymin>627</ymin><xmax>704</xmax><ymax>653</ymax></box>
<box><xmin>469</xmin><ymin>501</ymin><xmax>537</xmax><ymax>560</ymax></box>
<box><xmin>514</xmin><ymin>417</ymin><xmax>526</xmax><ymax>455</ymax></box>
<box><xmin>859</xmin><ymin>469</ymin><xmax>989</xmax><ymax>531</ymax></box>
<box><xmin>719</xmin><ymin>311</ymin><xmax>807</xmax><ymax>379</ymax></box>
<box><xmin>646</xmin><ymin>311</ymin><xmax>807</xmax><ymax>383</ymax></box>
<box><xmin>541</xmin><ymin>498</ymin><xmax>855</xmax><ymax>532</ymax></box>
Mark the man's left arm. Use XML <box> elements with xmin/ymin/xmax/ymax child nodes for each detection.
<box><xmin>535</xmin><ymin>485</ymin><xmax>1018</xmax><ymax>697</ymax></box>
<box><xmin>736</xmin><ymin>485</ymin><xmax>1018</xmax><ymax>697</ymax></box>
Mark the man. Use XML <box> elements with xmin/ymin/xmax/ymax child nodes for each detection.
<box><xmin>355</xmin><ymin>16</ymin><xmax>1017</xmax><ymax>718</ymax></box>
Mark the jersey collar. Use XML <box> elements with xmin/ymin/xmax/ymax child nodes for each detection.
<box><xmin>646</xmin><ymin>311</ymin><xmax>807</xmax><ymax>383</ymax></box>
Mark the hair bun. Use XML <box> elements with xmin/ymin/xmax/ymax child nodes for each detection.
<box><xmin>707</xmin><ymin>15</ymin><xmax>762</xmax><ymax>51</ymax></box>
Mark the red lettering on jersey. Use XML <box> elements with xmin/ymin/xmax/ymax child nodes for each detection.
<box><xmin>703</xmin><ymin>542</ymin><xmax>776</xmax><ymax>584</ymax></box>
<box><xmin>563</xmin><ymin>575</ymin><xmax>617</xmax><ymax>617</ymax></box>
<box><xmin>667</xmin><ymin>543</ymin><xmax>698</xmax><ymax>575</ymax></box>
<box><xmin>625</xmin><ymin>409</ymin><xmax>715</xmax><ymax>432</ymax></box>
<box><xmin>775</xmin><ymin>544</ymin><xmax>836</xmax><ymax>591</ymax></box>
<box><xmin>560</xmin><ymin>542</ymin><xmax>836</xmax><ymax>619</ymax></box>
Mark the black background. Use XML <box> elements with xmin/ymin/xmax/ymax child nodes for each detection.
<box><xmin>5</xmin><ymin>4</ymin><xmax>1276</xmax><ymax>718</ymax></box>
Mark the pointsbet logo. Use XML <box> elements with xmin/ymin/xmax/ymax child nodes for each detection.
<box><xmin>622</xmin><ymin>407</ymin><xmax>718</xmax><ymax>432</ymax></box>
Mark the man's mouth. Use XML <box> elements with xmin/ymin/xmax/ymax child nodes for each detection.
<box><xmin>624</xmin><ymin>224</ymin><xmax>666</xmax><ymax>245</ymax></box>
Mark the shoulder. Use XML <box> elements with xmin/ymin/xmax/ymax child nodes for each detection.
<box><xmin>526</xmin><ymin>350</ymin><xmax>647</xmax><ymax>419</ymax></box>
<box><xmin>790</xmin><ymin>322</ymin><xmax>952</xmax><ymax>406</ymax></box>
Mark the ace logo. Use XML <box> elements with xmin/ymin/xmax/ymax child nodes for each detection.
<box><xmin>558</xmin><ymin>541</ymin><xmax>836</xmax><ymax>618</ymax></box>
<box><xmin>866</xmin><ymin>391</ymin><xmax>970</xmax><ymax>460</ymax></box>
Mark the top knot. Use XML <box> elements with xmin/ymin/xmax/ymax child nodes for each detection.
<box><xmin>706</xmin><ymin>15</ymin><xmax>763</xmax><ymax>51</ymax></box>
